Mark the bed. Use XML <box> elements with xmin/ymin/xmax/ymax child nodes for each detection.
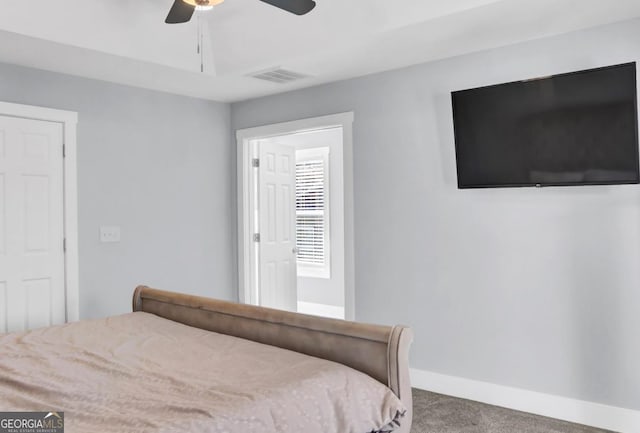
<box><xmin>0</xmin><ymin>286</ymin><xmax>413</xmax><ymax>433</ymax></box>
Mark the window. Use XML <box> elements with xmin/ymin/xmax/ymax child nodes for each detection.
<box><xmin>296</xmin><ymin>148</ymin><xmax>330</xmax><ymax>278</ymax></box>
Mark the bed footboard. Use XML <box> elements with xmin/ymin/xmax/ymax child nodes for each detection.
<box><xmin>132</xmin><ymin>286</ymin><xmax>413</xmax><ymax>433</ymax></box>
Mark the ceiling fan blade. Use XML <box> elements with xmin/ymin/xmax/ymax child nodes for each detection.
<box><xmin>165</xmin><ymin>0</ymin><xmax>195</xmax><ymax>24</ymax></box>
<box><xmin>259</xmin><ymin>0</ymin><xmax>316</xmax><ymax>15</ymax></box>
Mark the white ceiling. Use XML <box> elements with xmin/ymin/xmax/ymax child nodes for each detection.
<box><xmin>0</xmin><ymin>0</ymin><xmax>639</xmax><ymax>102</ymax></box>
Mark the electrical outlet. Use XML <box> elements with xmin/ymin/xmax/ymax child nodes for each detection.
<box><xmin>100</xmin><ymin>226</ymin><xmax>121</xmax><ymax>243</ymax></box>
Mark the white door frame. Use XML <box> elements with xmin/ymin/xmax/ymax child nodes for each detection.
<box><xmin>0</xmin><ymin>101</ymin><xmax>79</xmax><ymax>322</ymax></box>
<box><xmin>236</xmin><ymin>112</ymin><xmax>355</xmax><ymax>320</ymax></box>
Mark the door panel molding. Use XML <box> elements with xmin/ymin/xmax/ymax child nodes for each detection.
<box><xmin>236</xmin><ymin>112</ymin><xmax>355</xmax><ymax>320</ymax></box>
<box><xmin>0</xmin><ymin>101</ymin><xmax>79</xmax><ymax>323</ymax></box>
<box><xmin>258</xmin><ymin>141</ymin><xmax>297</xmax><ymax>311</ymax></box>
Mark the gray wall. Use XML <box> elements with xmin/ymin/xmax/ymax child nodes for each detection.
<box><xmin>0</xmin><ymin>62</ymin><xmax>235</xmax><ymax>319</ymax></box>
<box><xmin>232</xmin><ymin>19</ymin><xmax>640</xmax><ymax>411</ymax></box>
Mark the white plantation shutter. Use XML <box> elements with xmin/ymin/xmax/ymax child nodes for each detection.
<box><xmin>296</xmin><ymin>160</ymin><xmax>324</xmax><ymax>263</ymax></box>
<box><xmin>296</xmin><ymin>148</ymin><xmax>330</xmax><ymax>277</ymax></box>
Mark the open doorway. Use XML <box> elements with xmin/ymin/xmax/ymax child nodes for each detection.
<box><xmin>236</xmin><ymin>113</ymin><xmax>354</xmax><ymax>320</ymax></box>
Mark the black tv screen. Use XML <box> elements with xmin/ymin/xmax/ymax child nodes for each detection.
<box><xmin>452</xmin><ymin>62</ymin><xmax>639</xmax><ymax>188</ymax></box>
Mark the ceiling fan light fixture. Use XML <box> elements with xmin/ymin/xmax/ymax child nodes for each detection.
<box><xmin>182</xmin><ymin>0</ymin><xmax>224</xmax><ymax>10</ymax></box>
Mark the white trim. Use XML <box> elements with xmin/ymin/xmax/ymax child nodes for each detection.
<box><xmin>236</xmin><ymin>113</ymin><xmax>354</xmax><ymax>141</ymax></box>
<box><xmin>411</xmin><ymin>368</ymin><xmax>640</xmax><ymax>433</ymax></box>
<box><xmin>0</xmin><ymin>101</ymin><xmax>79</xmax><ymax>323</ymax></box>
<box><xmin>236</xmin><ymin>112</ymin><xmax>355</xmax><ymax>320</ymax></box>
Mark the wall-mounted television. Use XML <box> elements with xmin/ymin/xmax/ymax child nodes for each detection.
<box><xmin>452</xmin><ymin>62</ymin><xmax>639</xmax><ymax>189</ymax></box>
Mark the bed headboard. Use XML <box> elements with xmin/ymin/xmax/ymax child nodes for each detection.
<box><xmin>132</xmin><ymin>286</ymin><xmax>414</xmax><ymax>433</ymax></box>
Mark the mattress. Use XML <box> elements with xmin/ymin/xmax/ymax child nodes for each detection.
<box><xmin>0</xmin><ymin>312</ymin><xmax>406</xmax><ymax>433</ymax></box>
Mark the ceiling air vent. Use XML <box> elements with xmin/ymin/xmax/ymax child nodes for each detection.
<box><xmin>250</xmin><ymin>68</ymin><xmax>309</xmax><ymax>84</ymax></box>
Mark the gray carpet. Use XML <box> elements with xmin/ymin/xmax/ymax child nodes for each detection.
<box><xmin>411</xmin><ymin>389</ymin><xmax>615</xmax><ymax>433</ymax></box>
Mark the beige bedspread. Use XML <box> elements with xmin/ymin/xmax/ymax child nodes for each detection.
<box><xmin>0</xmin><ymin>312</ymin><xmax>405</xmax><ymax>433</ymax></box>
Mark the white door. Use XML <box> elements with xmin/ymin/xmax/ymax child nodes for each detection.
<box><xmin>0</xmin><ymin>115</ymin><xmax>65</xmax><ymax>333</ymax></box>
<box><xmin>258</xmin><ymin>141</ymin><xmax>297</xmax><ymax>311</ymax></box>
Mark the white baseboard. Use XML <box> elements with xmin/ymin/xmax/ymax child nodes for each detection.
<box><xmin>410</xmin><ymin>368</ymin><xmax>640</xmax><ymax>433</ymax></box>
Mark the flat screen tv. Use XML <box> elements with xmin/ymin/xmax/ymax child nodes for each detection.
<box><xmin>452</xmin><ymin>62</ymin><xmax>639</xmax><ymax>189</ymax></box>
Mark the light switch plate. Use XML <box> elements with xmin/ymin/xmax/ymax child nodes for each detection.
<box><xmin>100</xmin><ymin>226</ymin><xmax>121</xmax><ymax>243</ymax></box>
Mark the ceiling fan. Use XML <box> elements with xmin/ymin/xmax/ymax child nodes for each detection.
<box><xmin>165</xmin><ymin>0</ymin><xmax>317</xmax><ymax>24</ymax></box>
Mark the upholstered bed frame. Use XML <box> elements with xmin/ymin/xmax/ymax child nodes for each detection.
<box><xmin>132</xmin><ymin>286</ymin><xmax>414</xmax><ymax>433</ymax></box>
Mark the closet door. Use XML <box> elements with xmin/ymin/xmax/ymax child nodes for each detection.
<box><xmin>0</xmin><ymin>115</ymin><xmax>65</xmax><ymax>333</ymax></box>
